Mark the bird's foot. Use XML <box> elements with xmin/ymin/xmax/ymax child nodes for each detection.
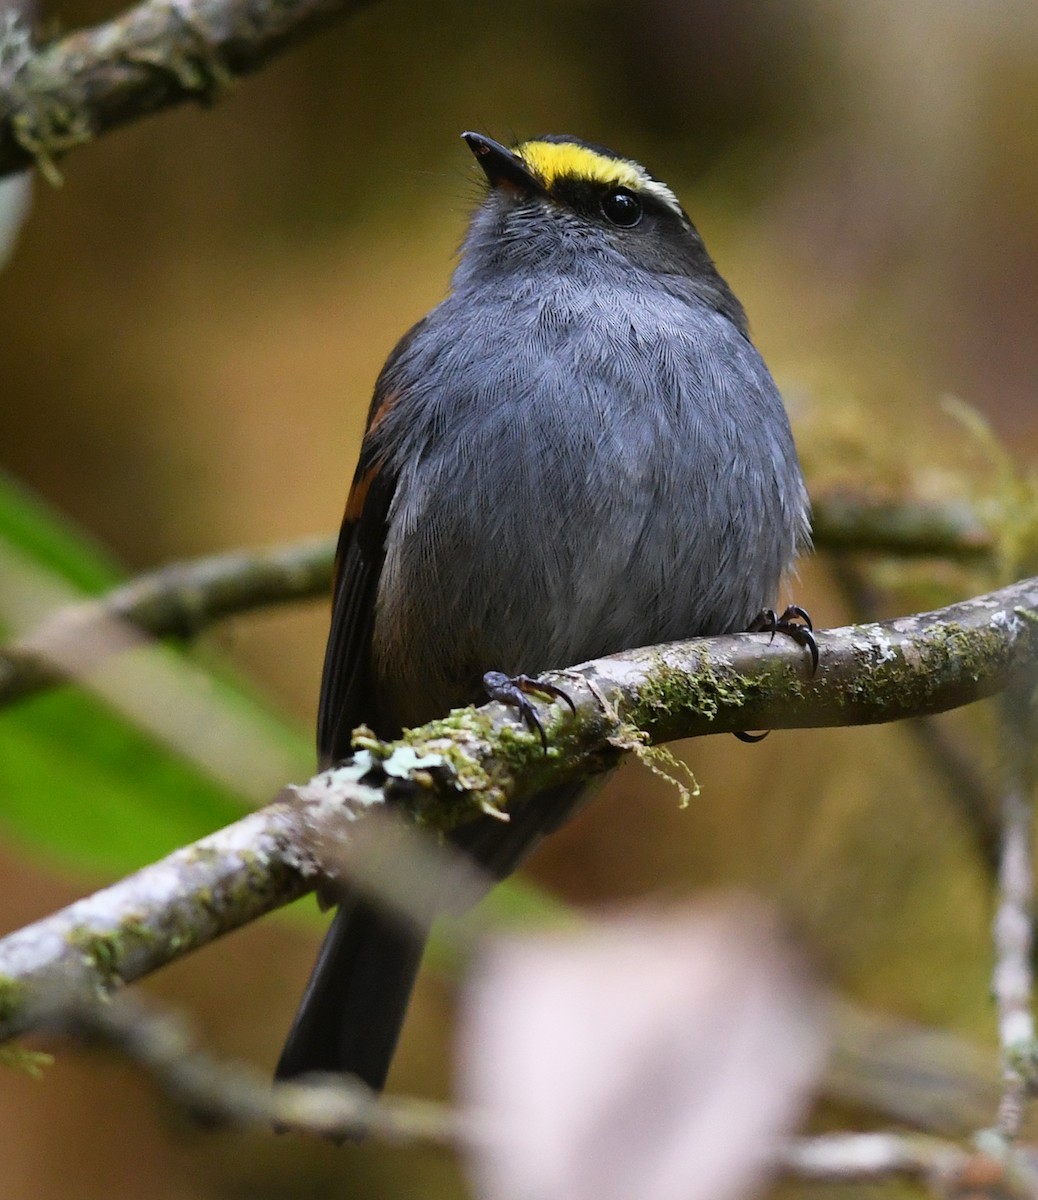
<box><xmin>483</xmin><ymin>671</ymin><xmax>576</xmax><ymax>752</ymax></box>
<box><xmin>735</xmin><ymin>605</ymin><xmax>817</xmax><ymax>744</ymax></box>
<box><xmin>748</xmin><ymin>604</ymin><xmax>818</xmax><ymax>675</ymax></box>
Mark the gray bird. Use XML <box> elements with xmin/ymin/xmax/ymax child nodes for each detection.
<box><xmin>275</xmin><ymin>132</ymin><xmax>811</xmax><ymax>1093</ymax></box>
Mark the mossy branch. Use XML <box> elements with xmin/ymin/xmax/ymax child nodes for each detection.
<box><xmin>2</xmin><ymin>573</ymin><xmax>1037</xmax><ymax>1043</ymax></box>
<box><xmin>0</xmin><ymin>0</ymin><xmax>375</xmax><ymax>183</ymax></box>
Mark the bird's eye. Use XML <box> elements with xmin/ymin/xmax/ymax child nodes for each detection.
<box><xmin>601</xmin><ymin>188</ymin><xmax>643</xmax><ymax>228</ymax></box>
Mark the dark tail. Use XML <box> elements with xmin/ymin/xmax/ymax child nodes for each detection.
<box><xmin>275</xmin><ymin>781</ymin><xmax>596</xmax><ymax>1092</ymax></box>
<box><xmin>274</xmin><ymin>897</ymin><xmax>427</xmax><ymax>1091</ymax></box>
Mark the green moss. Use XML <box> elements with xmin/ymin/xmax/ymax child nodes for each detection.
<box><xmin>11</xmin><ymin>105</ymin><xmax>92</xmax><ymax>187</ymax></box>
<box><xmin>0</xmin><ymin>975</ymin><xmax>25</xmax><ymax>1026</ymax></box>
<box><xmin>394</xmin><ymin>699</ymin><xmax>575</xmax><ymax>829</ymax></box>
<box><xmin>1004</xmin><ymin>1039</ymin><xmax>1038</xmax><ymax>1089</ymax></box>
<box><xmin>620</xmin><ymin>729</ymin><xmax>700</xmax><ymax>807</ymax></box>
<box><xmin>629</xmin><ymin>655</ymin><xmax>762</xmax><ymax>727</ymax></box>
<box><xmin>405</xmin><ymin>713</ymin><xmax>492</xmax><ymax>771</ymax></box>
<box><xmin>494</xmin><ymin>717</ymin><xmax>563</xmax><ymax>769</ymax></box>
<box><xmin>920</xmin><ymin>623</ymin><xmax>993</xmax><ymax>683</ymax></box>
<box><xmin>67</xmin><ymin>916</ymin><xmax>153</xmax><ymax>985</ymax></box>
<box><xmin>348</xmin><ymin>718</ymin><xmax>480</xmax><ymax>828</ymax></box>
<box><xmin>836</xmin><ymin>621</ymin><xmax>1012</xmax><ymax>716</ymax></box>
<box><xmin>350</xmin><ymin>684</ymin><xmax>592</xmax><ymax>832</ymax></box>
<box><xmin>0</xmin><ymin>1045</ymin><xmax>53</xmax><ymax>1078</ymax></box>
<box><xmin>414</xmin><ymin>706</ymin><xmax>497</xmax><ymax>745</ymax></box>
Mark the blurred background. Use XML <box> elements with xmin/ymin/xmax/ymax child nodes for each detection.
<box><xmin>2</xmin><ymin>0</ymin><xmax>1038</xmax><ymax>1195</ymax></box>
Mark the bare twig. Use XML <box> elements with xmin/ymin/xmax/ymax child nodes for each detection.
<box><xmin>46</xmin><ymin>991</ymin><xmax>462</xmax><ymax>1142</ymax></box>
<box><xmin>827</xmin><ymin>999</ymin><xmax>998</xmax><ymax>1135</ymax></box>
<box><xmin>778</xmin><ymin>1132</ymin><xmax>1038</xmax><ymax>1197</ymax></box>
<box><xmin>0</xmin><ymin>0</ymin><xmax>375</xmax><ymax>183</ymax></box>
<box><xmin>777</xmin><ymin>1132</ymin><xmax>970</xmax><ymax>1186</ymax></box>
<box><xmin>3</xmin><ymin>576</ymin><xmax>1038</xmax><ymax>1041</ymax></box>
<box><xmin>38</xmin><ymin>992</ymin><xmax>1030</xmax><ymax>1159</ymax></box>
<box><xmin>0</xmin><ymin>534</ymin><xmax>313</xmax><ymax>798</ymax></box>
<box><xmin>909</xmin><ymin>715</ymin><xmax>1001</xmax><ymax>875</ymax></box>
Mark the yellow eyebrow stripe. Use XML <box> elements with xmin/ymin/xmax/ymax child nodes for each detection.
<box><xmin>515</xmin><ymin>139</ymin><xmax>683</xmax><ymax>216</ymax></box>
<box><xmin>516</xmin><ymin>140</ymin><xmax>645</xmax><ymax>192</ymax></box>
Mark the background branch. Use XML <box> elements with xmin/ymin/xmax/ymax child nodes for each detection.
<box><xmin>0</xmin><ymin>535</ymin><xmax>334</xmax><ymax>706</ymax></box>
<box><xmin>35</xmin><ymin>991</ymin><xmax>1003</xmax><ymax>1160</ymax></box>
<box><xmin>810</xmin><ymin>492</ymin><xmax>994</xmax><ymax>560</ymax></box>
<box><xmin>44</xmin><ymin>991</ymin><xmax>462</xmax><ymax>1142</ymax></box>
<box><xmin>775</xmin><ymin>1132</ymin><xmax>1038</xmax><ymax>1196</ymax></box>
<box><xmin>826</xmin><ymin>554</ymin><xmax>1002</xmax><ymax>874</ymax></box>
<box><xmin>777</xmin><ymin>1132</ymin><xmax>970</xmax><ymax>1187</ymax></box>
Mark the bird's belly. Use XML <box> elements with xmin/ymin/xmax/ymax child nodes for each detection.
<box><xmin>372</xmin><ymin>412</ymin><xmax>792</xmax><ymax>728</ymax></box>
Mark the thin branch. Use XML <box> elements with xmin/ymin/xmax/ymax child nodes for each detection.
<box><xmin>44</xmin><ymin>998</ymin><xmax>1037</xmax><ymax>1173</ymax></box>
<box><xmin>32</xmin><ymin>970</ymin><xmax>1012</xmax><ymax>1150</ymax></box>
<box><xmin>105</xmin><ymin>534</ymin><xmax>334</xmax><ymax>634</ymax></box>
<box><xmin>0</xmin><ymin>0</ymin><xmax>375</xmax><ymax>183</ymax></box>
<box><xmin>781</xmin><ymin>1133</ymin><xmax>1038</xmax><ymax>1196</ymax></box>
<box><xmin>38</xmin><ymin>993</ymin><xmax>1028</xmax><ymax>1164</ymax></box>
<box><xmin>909</xmin><ymin>715</ymin><xmax>1001</xmax><ymax>874</ymax></box>
<box><xmin>811</xmin><ymin>492</ymin><xmax>994</xmax><ymax>560</ymax></box>
<box><xmin>0</xmin><ymin>535</ymin><xmax>334</xmax><ymax>706</ymax></box>
<box><xmin>777</xmin><ymin>1132</ymin><xmax>970</xmax><ymax>1187</ymax></box>
<box><xmin>993</xmin><ymin>686</ymin><xmax>1038</xmax><ymax>1140</ymax></box>
<box><xmin>777</xmin><ymin>1132</ymin><xmax>1038</xmax><ymax>1196</ymax></box>
<box><xmin>47</xmin><ymin>991</ymin><xmax>463</xmax><ymax>1142</ymax></box>
<box><xmin>3</xmin><ymin>575</ymin><xmax>1038</xmax><ymax>1040</ymax></box>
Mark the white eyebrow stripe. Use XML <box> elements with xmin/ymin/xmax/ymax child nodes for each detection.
<box><xmin>515</xmin><ymin>139</ymin><xmax>686</xmax><ymax>219</ymax></box>
<box><xmin>639</xmin><ymin>176</ymin><xmax>683</xmax><ymax>214</ymax></box>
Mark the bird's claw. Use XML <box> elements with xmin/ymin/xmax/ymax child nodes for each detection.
<box><xmin>748</xmin><ymin>604</ymin><xmax>818</xmax><ymax>675</ymax></box>
<box><xmin>483</xmin><ymin>671</ymin><xmax>576</xmax><ymax>752</ymax></box>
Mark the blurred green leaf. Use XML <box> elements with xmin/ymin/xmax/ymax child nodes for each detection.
<box><xmin>0</xmin><ymin>472</ymin><xmax>311</xmax><ymax>875</ymax></box>
<box><xmin>0</xmin><ymin>470</ymin><xmax>122</xmax><ymax>596</ymax></box>
<box><xmin>0</xmin><ymin>689</ymin><xmax>255</xmax><ymax>872</ymax></box>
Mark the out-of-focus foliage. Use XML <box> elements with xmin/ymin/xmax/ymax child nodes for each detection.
<box><xmin>0</xmin><ymin>472</ymin><xmax>313</xmax><ymax>871</ymax></box>
<box><xmin>0</xmin><ymin>469</ymin><xmax>121</xmax><ymax>594</ymax></box>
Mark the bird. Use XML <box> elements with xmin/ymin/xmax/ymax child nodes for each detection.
<box><xmin>274</xmin><ymin>131</ymin><xmax>812</xmax><ymax>1094</ymax></box>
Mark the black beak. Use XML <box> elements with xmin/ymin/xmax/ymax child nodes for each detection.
<box><xmin>462</xmin><ymin>132</ymin><xmax>544</xmax><ymax>194</ymax></box>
